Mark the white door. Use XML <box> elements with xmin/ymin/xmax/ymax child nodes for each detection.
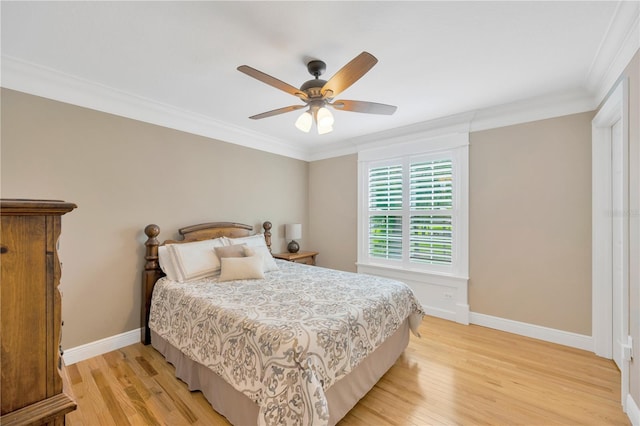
<box><xmin>610</xmin><ymin>118</ymin><xmax>625</xmax><ymax>371</ymax></box>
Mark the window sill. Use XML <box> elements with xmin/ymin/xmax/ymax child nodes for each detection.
<box><xmin>356</xmin><ymin>262</ymin><xmax>468</xmax><ymax>288</ymax></box>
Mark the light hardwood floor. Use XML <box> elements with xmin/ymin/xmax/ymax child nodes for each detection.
<box><xmin>66</xmin><ymin>316</ymin><xmax>629</xmax><ymax>425</ymax></box>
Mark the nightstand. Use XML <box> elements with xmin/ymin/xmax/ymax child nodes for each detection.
<box><xmin>273</xmin><ymin>251</ymin><xmax>319</xmax><ymax>266</ymax></box>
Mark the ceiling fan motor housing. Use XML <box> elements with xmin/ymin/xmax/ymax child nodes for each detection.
<box><xmin>300</xmin><ymin>78</ymin><xmax>327</xmax><ymax>96</ymax></box>
<box><xmin>300</xmin><ymin>60</ymin><xmax>328</xmax><ymax>97</ymax></box>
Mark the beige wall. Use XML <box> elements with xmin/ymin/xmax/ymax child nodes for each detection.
<box><xmin>308</xmin><ymin>154</ymin><xmax>358</xmax><ymax>272</ymax></box>
<box><xmin>2</xmin><ymin>87</ymin><xmax>595</xmax><ymax>346</ymax></box>
<box><xmin>1</xmin><ymin>88</ymin><xmax>309</xmax><ymax>349</ymax></box>
<box><xmin>469</xmin><ymin>112</ymin><xmax>593</xmax><ymax>335</ymax></box>
<box><xmin>308</xmin><ymin>113</ymin><xmax>594</xmax><ymax>335</ymax></box>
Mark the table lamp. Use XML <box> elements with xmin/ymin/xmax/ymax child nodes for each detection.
<box><xmin>285</xmin><ymin>223</ymin><xmax>302</xmax><ymax>253</ymax></box>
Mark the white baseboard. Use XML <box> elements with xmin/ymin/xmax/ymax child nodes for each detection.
<box><xmin>469</xmin><ymin>312</ymin><xmax>593</xmax><ymax>352</ymax></box>
<box><xmin>423</xmin><ymin>305</ymin><xmax>457</xmax><ymax>322</ymax></box>
<box><xmin>628</xmin><ymin>394</ymin><xmax>640</xmax><ymax>426</ymax></box>
<box><xmin>63</xmin><ymin>328</ymin><xmax>141</xmax><ymax>365</ymax></box>
<box><xmin>64</xmin><ymin>314</ymin><xmax>593</xmax><ymax>365</ymax></box>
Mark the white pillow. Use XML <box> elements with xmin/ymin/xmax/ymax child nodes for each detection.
<box><xmin>225</xmin><ymin>234</ymin><xmax>267</xmax><ymax>248</ymax></box>
<box><xmin>218</xmin><ymin>256</ymin><xmax>265</xmax><ymax>282</ymax></box>
<box><xmin>158</xmin><ymin>245</ymin><xmax>179</xmax><ymax>281</ymax></box>
<box><xmin>244</xmin><ymin>246</ymin><xmax>279</xmax><ymax>272</ymax></box>
<box><xmin>167</xmin><ymin>238</ymin><xmax>226</xmax><ymax>282</ymax></box>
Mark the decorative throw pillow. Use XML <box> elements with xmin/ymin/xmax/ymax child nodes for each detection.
<box><xmin>218</xmin><ymin>256</ymin><xmax>265</xmax><ymax>282</ymax></box>
<box><xmin>167</xmin><ymin>238</ymin><xmax>226</xmax><ymax>282</ymax></box>
<box><xmin>214</xmin><ymin>244</ymin><xmax>248</xmax><ymax>259</ymax></box>
<box><xmin>224</xmin><ymin>234</ymin><xmax>267</xmax><ymax>248</ymax></box>
<box><xmin>243</xmin><ymin>246</ymin><xmax>279</xmax><ymax>272</ymax></box>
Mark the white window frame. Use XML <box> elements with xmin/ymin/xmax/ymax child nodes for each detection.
<box><xmin>357</xmin><ymin>132</ymin><xmax>469</xmax><ymax>281</ymax></box>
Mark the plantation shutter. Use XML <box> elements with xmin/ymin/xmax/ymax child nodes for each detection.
<box><xmin>366</xmin><ymin>157</ymin><xmax>454</xmax><ymax>268</ymax></box>
<box><xmin>409</xmin><ymin>160</ymin><xmax>453</xmax><ymax>210</ymax></box>
<box><xmin>409</xmin><ymin>159</ymin><xmax>453</xmax><ymax>265</ymax></box>
<box><xmin>368</xmin><ymin>165</ymin><xmax>403</xmax><ymax>260</ymax></box>
<box><xmin>360</xmin><ymin>133</ymin><xmax>468</xmax><ymax>277</ymax></box>
<box><xmin>369</xmin><ymin>165</ymin><xmax>403</xmax><ymax>211</ymax></box>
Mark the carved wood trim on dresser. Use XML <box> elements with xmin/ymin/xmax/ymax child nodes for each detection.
<box><xmin>1</xmin><ymin>199</ymin><xmax>77</xmax><ymax>426</ymax></box>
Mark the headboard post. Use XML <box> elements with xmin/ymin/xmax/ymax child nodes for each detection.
<box><xmin>262</xmin><ymin>221</ymin><xmax>272</xmax><ymax>252</ymax></box>
<box><xmin>142</xmin><ymin>224</ymin><xmax>163</xmax><ymax>344</ymax></box>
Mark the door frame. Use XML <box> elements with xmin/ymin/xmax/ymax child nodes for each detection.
<box><xmin>592</xmin><ymin>77</ymin><xmax>630</xmax><ymax>408</ymax></box>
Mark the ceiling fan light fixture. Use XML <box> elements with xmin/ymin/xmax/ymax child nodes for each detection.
<box><xmin>295</xmin><ymin>111</ymin><xmax>312</xmax><ymax>132</ymax></box>
<box><xmin>316</xmin><ymin>106</ymin><xmax>334</xmax><ymax>127</ymax></box>
<box><xmin>238</xmin><ymin>52</ymin><xmax>397</xmax><ymax>137</ymax></box>
<box><xmin>317</xmin><ymin>124</ymin><xmax>333</xmax><ymax>135</ymax></box>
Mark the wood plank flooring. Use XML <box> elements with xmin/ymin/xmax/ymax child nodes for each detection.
<box><xmin>66</xmin><ymin>316</ymin><xmax>630</xmax><ymax>425</ymax></box>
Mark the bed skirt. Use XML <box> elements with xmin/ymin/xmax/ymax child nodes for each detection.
<box><xmin>151</xmin><ymin>319</ymin><xmax>410</xmax><ymax>425</ymax></box>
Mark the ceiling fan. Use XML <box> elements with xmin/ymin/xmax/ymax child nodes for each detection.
<box><xmin>237</xmin><ymin>51</ymin><xmax>397</xmax><ymax>135</ymax></box>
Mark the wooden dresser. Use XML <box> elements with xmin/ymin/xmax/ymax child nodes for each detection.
<box><xmin>1</xmin><ymin>199</ymin><xmax>77</xmax><ymax>425</ymax></box>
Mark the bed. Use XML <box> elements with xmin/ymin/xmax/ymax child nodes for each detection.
<box><xmin>141</xmin><ymin>221</ymin><xmax>424</xmax><ymax>426</ymax></box>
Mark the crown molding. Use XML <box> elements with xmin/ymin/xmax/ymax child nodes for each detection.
<box><xmin>307</xmin><ymin>112</ymin><xmax>474</xmax><ymax>162</ymax></box>
<box><xmin>469</xmin><ymin>89</ymin><xmax>596</xmax><ymax>133</ymax></box>
<box><xmin>586</xmin><ymin>0</ymin><xmax>640</xmax><ymax>105</ymax></box>
<box><xmin>1</xmin><ymin>55</ymin><xmax>309</xmax><ymax>161</ymax></box>
<box><xmin>2</xmin><ymin>32</ymin><xmax>625</xmax><ymax>164</ymax></box>
<box><xmin>308</xmin><ymin>1</ymin><xmax>639</xmax><ymax>161</ymax></box>
<box><xmin>308</xmin><ymin>89</ymin><xmax>595</xmax><ymax>161</ymax></box>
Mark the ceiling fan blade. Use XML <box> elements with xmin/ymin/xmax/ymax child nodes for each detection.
<box><xmin>237</xmin><ymin>65</ymin><xmax>308</xmax><ymax>101</ymax></box>
<box><xmin>321</xmin><ymin>52</ymin><xmax>378</xmax><ymax>99</ymax></box>
<box><xmin>331</xmin><ymin>100</ymin><xmax>397</xmax><ymax>115</ymax></box>
<box><xmin>249</xmin><ymin>104</ymin><xmax>306</xmax><ymax>120</ymax></box>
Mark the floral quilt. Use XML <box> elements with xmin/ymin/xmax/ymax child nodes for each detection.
<box><xmin>149</xmin><ymin>260</ymin><xmax>424</xmax><ymax>426</ymax></box>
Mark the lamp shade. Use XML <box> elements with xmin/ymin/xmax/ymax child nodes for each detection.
<box><xmin>285</xmin><ymin>223</ymin><xmax>302</xmax><ymax>240</ymax></box>
<box><xmin>317</xmin><ymin>124</ymin><xmax>333</xmax><ymax>135</ymax></box>
<box><xmin>316</xmin><ymin>106</ymin><xmax>334</xmax><ymax>127</ymax></box>
<box><xmin>295</xmin><ymin>111</ymin><xmax>312</xmax><ymax>132</ymax></box>
<box><xmin>316</xmin><ymin>106</ymin><xmax>334</xmax><ymax>134</ymax></box>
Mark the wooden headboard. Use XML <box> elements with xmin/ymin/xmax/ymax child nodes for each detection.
<box><xmin>141</xmin><ymin>221</ymin><xmax>272</xmax><ymax>344</ymax></box>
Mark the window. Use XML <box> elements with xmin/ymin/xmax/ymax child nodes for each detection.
<box><xmin>358</xmin><ymin>133</ymin><xmax>468</xmax><ymax>278</ymax></box>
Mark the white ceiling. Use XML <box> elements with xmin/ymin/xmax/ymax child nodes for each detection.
<box><xmin>2</xmin><ymin>1</ymin><xmax>639</xmax><ymax>160</ymax></box>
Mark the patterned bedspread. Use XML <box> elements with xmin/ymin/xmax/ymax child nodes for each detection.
<box><xmin>149</xmin><ymin>260</ymin><xmax>424</xmax><ymax>426</ymax></box>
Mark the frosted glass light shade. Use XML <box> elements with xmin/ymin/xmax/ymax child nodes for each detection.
<box><xmin>317</xmin><ymin>124</ymin><xmax>333</xmax><ymax>135</ymax></box>
<box><xmin>316</xmin><ymin>106</ymin><xmax>334</xmax><ymax>134</ymax></box>
<box><xmin>316</xmin><ymin>107</ymin><xmax>334</xmax><ymax>127</ymax></box>
<box><xmin>295</xmin><ymin>111</ymin><xmax>312</xmax><ymax>132</ymax></box>
<box><xmin>285</xmin><ymin>223</ymin><xmax>302</xmax><ymax>240</ymax></box>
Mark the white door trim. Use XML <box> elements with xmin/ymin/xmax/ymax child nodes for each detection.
<box><xmin>592</xmin><ymin>77</ymin><xmax>630</xmax><ymax>408</ymax></box>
